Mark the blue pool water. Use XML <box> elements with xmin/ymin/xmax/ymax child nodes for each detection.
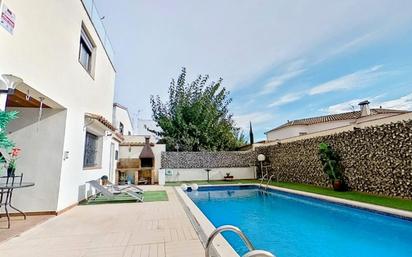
<box><xmin>186</xmin><ymin>186</ymin><xmax>412</xmax><ymax>257</ymax></box>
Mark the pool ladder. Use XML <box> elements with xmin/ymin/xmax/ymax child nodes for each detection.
<box><xmin>259</xmin><ymin>173</ymin><xmax>268</xmax><ymax>188</ymax></box>
<box><xmin>264</xmin><ymin>174</ymin><xmax>275</xmax><ymax>191</ymax></box>
<box><xmin>205</xmin><ymin>225</ymin><xmax>275</xmax><ymax>257</ymax></box>
<box><xmin>259</xmin><ymin>174</ymin><xmax>274</xmax><ymax>191</ymax></box>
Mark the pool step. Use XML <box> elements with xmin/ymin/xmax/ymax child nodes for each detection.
<box><xmin>205</xmin><ymin>225</ymin><xmax>275</xmax><ymax>257</ymax></box>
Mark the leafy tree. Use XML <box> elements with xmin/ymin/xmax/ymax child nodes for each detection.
<box><xmin>149</xmin><ymin>68</ymin><xmax>245</xmax><ymax>151</ymax></box>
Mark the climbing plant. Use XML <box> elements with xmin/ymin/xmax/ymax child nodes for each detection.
<box><xmin>0</xmin><ymin>111</ymin><xmax>18</xmax><ymax>172</ymax></box>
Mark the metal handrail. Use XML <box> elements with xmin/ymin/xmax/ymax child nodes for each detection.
<box><xmin>259</xmin><ymin>173</ymin><xmax>268</xmax><ymax>188</ymax></box>
<box><xmin>205</xmin><ymin>225</ymin><xmax>254</xmax><ymax>257</ymax></box>
<box><xmin>265</xmin><ymin>174</ymin><xmax>275</xmax><ymax>190</ymax></box>
<box><xmin>242</xmin><ymin>250</ymin><xmax>275</xmax><ymax>257</ymax></box>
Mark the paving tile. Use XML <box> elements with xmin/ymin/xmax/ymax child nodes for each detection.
<box><xmin>0</xmin><ymin>187</ymin><xmax>205</xmax><ymax>257</ymax></box>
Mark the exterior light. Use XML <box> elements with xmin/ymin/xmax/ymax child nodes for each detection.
<box><xmin>0</xmin><ymin>74</ymin><xmax>23</xmax><ymax>94</ymax></box>
<box><xmin>257</xmin><ymin>154</ymin><xmax>266</xmax><ymax>162</ymax></box>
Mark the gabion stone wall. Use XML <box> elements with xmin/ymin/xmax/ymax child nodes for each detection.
<box><xmin>161</xmin><ymin>151</ymin><xmax>256</xmax><ymax>169</ymax></box>
<box><xmin>256</xmin><ymin>120</ymin><xmax>412</xmax><ymax>199</ymax></box>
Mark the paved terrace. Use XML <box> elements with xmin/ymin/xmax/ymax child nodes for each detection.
<box><xmin>0</xmin><ymin>186</ymin><xmax>204</xmax><ymax>257</ymax></box>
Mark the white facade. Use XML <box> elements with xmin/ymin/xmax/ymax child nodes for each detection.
<box><xmin>266</xmin><ymin>120</ymin><xmax>353</xmax><ymax>141</ymax></box>
<box><xmin>136</xmin><ymin>118</ymin><xmax>161</xmax><ymax>141</ymax></box>
<box><xmin>255</xmin><ymin>112</ymin><xmax>412</xmax><ymax>149</ymax></box>
<box><xmin>1</xmin><ymin>0</ymin><xmax>117</xmax><ymax>213</ymax></box>
<box><xmin>113</xmin><ymin>103</ymin><xmax>134</xmax><ymax>135</ymax></box>
<box><xmin>266</xmin><ymin>110</ymin><xmax>408</xmax><ymax>142</ymax></box>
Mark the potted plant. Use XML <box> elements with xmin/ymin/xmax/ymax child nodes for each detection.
<box><xmin>101</xmin><ymin>175</ymin><xmax>109</xmax><ymax>186</ymax></box>
<box><xmin>318</xmin><ymin>143</ymin><xmax>344</xmax><ymax>191</ymax></box>
<box><xmin>7</xmin><ymin>147</ymin><xmax>21</xmax><ymax>177</ymax></box>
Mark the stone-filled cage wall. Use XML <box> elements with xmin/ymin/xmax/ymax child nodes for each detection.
<box><xmin>256</xmin><ymin>120</ymin><xmax>412</xmax><ymax>199</ymax></box>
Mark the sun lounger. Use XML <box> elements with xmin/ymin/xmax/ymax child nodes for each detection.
<box><xmin>106</xmin><ymin>181</ymin><xmax>143</xmax><ymax>194</ymax></box>
<box><xmin>125</xmin><ymin>190</ymin><xmax>144</xmax><ymax>202</ymax></box>
<box><xmin>87</xmin><ymin>180</ymin><xmax>143</xmax><ymax>202</ymax></box>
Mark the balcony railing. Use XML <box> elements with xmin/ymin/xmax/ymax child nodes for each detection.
<box><xmin>82</xmin><ymin>0</ymin><xmax>115</xmax><ymax>63</ymax></box>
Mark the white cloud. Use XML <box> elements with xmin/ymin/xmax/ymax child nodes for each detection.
<box><xmin>325</xmin><ymin>93</ymin><xmax>412</xmax><ymax>114</ymax></box>
<box><xmin>258</xmin><ymin>68</ymin><xmax>305</xmax><ymax>96</ymax></box>
<box><xmin>379</xmin><ymin>93</ymin><xmax>412</xmax><ymax>110</ymax></box>
<box><xmin>95</xmin><ymin>0</ymin><xmax>412</xmax><ymax>118</ymax></box>
<box><xmin>233</xmin><ymin>112</ymin><xmax>275</xmax><ymax>130</ymax></box>
<box><xmin>268</xmin><ymin>93</ymin><xmax>303</xmax><ymax>107</ymax></box>
<box><xmin>308</xmin><ymin>65</ymin><xmax>383</xmax><ymax>95</ymax></box>
<box><xmin>325</xmin><ymin>98</ymin><xmax>367</xmax><ymax>114</ymax></box>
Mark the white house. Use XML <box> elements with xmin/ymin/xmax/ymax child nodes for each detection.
<box><xmin>136</xmin><ymin>118</ymin><xmax>161</xmax><ymax>141</ymax></box>
<box><xmin>113</xmin><ymin>103</ymin><xmax>134</xmax><ymax>136</ymax></box>
<box><xmin>265</xmin><ymin>101</ymin><xmax>410</xmax><ymax>142</ymax></box>
<box><xmin>111</xmin><ymin>103</ymin><xmax>166</xmax><ymax>186</ymax></box>
<box><xmin>0</xmin><ymin>0</ymin><xmax>119</xmax><ymax>214</ymax></box>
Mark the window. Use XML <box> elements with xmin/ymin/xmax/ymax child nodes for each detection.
<box><xmin>79</xmin><ymin>26</ymin><xmax>95</xmax><ymax>74</ymax></box>
<box><xmin>83</xmin><ymin>132</ymin><xmax>98</xmax><ymax>167</ymax></box>
<box><xmin>115</xmin><ymin>150</ymin><xmax>119</xmax><ymax>160</ymax></box>
<box><xmin>119</xmin><ymin>122</ymin><xmax>124</xmax><ymax>134</ymax></box>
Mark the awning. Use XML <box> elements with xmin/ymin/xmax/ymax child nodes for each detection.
<box><xmin>85</xmin><ymin>113</ymin><xmax>116</xmax><ymax>132</ymax></box>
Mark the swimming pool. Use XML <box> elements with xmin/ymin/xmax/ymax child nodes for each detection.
<box><xmin>185</xmin><ymin>185</ymin><xmax>412</xmax><ymax>257</ymax></box>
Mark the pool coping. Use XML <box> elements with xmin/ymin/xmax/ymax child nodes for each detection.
<box><xmin>175</xmin><ymin>186</ymin><xmax>239</xmax><ymax>257</ymax></box>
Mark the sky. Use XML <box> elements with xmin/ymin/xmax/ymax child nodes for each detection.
<box><xmin>96</xmin><ymin>0</ymin><xmax>412</xmax><ymax>141</ymax></box>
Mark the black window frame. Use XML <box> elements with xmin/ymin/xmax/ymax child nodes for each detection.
<box><xmin>119</xmin><ymin>122</ymin><xmax>124</xmax><ymax>134</ymax></box>
<box><xmin>79</xmin><ymin>26</ymin><xmax>95</xmax><ymax>74</ymax></box>
<box><xmin>83</xmin><ymin>132</ymin><xmax>98</xmax><ymax>168</ymax></box>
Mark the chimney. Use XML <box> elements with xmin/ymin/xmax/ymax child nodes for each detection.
<box><xmin>358</xmin><ymin>100</ymin><xmax>371</xmax><ymax>116</ymax></box>
<box><xmin>139</xmin><ymin>136</ymin><xmax>154</xmax><ymax>160</ymax></box>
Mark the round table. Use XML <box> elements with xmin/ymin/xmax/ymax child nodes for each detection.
<box><xmin>0</xmin><ymin>182</ymin><xmax>35</xmax><ymax>228</ymax></box>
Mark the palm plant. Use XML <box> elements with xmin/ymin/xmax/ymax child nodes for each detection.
<box><xmin>318</xmin><ymin>142</ymin><xmax>344</xmax><ymax>191</ymax></box>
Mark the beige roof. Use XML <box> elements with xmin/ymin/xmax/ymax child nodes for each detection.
<box><xmin>266</xmin><ymin>108</ymin><xmax>410</xmax><ymax>133</ymax></box>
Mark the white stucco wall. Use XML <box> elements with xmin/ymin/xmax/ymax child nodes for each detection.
<box><xmin>113</xmin><ymin>105</ymin><xmax>134</xmax><ymax>135</ymax></box>
<box><xmin>0</xmin><ymin>0</ymin><xmax>116</xmax><ymax>212</ymax></box>
<box><xmin>7</xmin><ymin>108</ymin><xmax>67</xmax><ymax>212</ymax></box>
<box><xmin>266</xmin><ymin>125</ymin><xmax>308</xmax><ymax>141</ymax></box>
<box><xmin>266</xmin><ymin>112</ymin><xmax>408</xmax><ymax>142</ymax></box>
<box><xmin>165</xmin><ymin>167</ymin><xmax>256</xmax><ymax>182</ymax></box>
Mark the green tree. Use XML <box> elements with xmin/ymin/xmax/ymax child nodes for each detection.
<box><xmin>0</xmin><ymin>111</ymin><xmax>18</xmax><ymax>174</ymax></box>
<box><xmin>149</xmin><ymin>68</ymin><xmax>245</xmax><ymax>151</ymax></box>
<box><xmin>0</xmin><ymin>111</ymin><xmax>17</xmax><ymax>150</ymax></box>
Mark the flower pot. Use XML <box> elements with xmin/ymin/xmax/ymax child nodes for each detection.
<box><xmin>333</xmin><ymin>179</ymin><xmax>343</xmax><ymax>191</ymax></box>
<box><xmin>7</xmin><ymin>166</ymin><xmax>15</xmax><ymax>177</ymax></box>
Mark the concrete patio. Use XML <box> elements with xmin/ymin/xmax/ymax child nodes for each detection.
<box><xmin>0</xmin><ymin>186</ymin><xmax>204</xmax><ymax>257</ymax></box>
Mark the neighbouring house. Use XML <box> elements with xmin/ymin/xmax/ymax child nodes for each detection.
<box><xmin>111</xmin><ymin>103</ymin><xmax>166</xmax><ymax>185</ymax></box>
<box><xmin>135</xmin><ymin>118</ymin><xmax>161</xmax><ymax>141</ymax></box>
<box><xmin>0</xmin><ymin>0</ymin><xmax>119</xmax><ymax>214</ymax></box>
<box><xmin>265</xmin><ymin>100</ymin><xmax>410</xmax><ymax>142</ymax></box>
<box><xmin>113</xmin><ymin>103</ymin><xmax>134</xmax><ymax>136</ymax></box>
